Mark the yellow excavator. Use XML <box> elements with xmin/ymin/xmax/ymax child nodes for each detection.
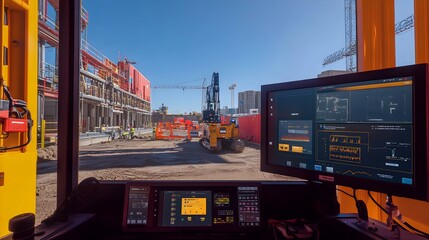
<box><xmin>199</xmin><ymin>72</ymin><xmax>245</xmax><ymax>153</ymax></box>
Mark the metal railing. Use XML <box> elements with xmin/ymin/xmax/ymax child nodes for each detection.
<box><xmin>38</xmin><ymin>61</ymin><xmax>59</xmax><ymax>83</ymax></box>
<box><xmin>81</xmin><ymin>7</ymin><xmax>89</xmax><ymax>24</ymax></box>
<box><xmin>39</xmin><ymin>13</ymin><xmax>59</xmax><ymax>30</ymax></box>
<box><xmin>81</xmin><ymin>38</ymin><xmax>107</xmax><ymax>63</ymax></box>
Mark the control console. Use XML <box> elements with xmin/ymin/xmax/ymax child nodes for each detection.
<box><xmin>1</xmin><ymin>180</ymin><xmax>339</xmax><ymax>240</ymax></box>
<box><xmin>122</xmin><ymin>182</ymin><xmax>261</xmax><ymax>233</ymax></box>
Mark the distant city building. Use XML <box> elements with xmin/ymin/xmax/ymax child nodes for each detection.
<box><xmin>317</xmin><ymin>70</ymin><xmax>351</xmax><ymax>78</ymax></box>
<box><xmin>238</xmin><ymin>90</ymin><xmax>261</xmax><ymax>114</ymax></box>
<box><xmin>220</xmin><ymin>106</ymin><xmax>237</xmax><ymax>115</ymax></box>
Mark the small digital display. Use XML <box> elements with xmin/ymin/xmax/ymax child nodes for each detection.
<box><xmin>160</xmin><ymin>190</ymin><xmax>212</xmax><ymax>227</ymax></box>
<box><xmin>181</xmin><ymin>197</ymin><xmax>207</xmax><ymax>215</ymax></box>
<box><xmin>126</xmin><ymin>186</ymin><xmax>150</xmax><ymax>225</ymax></box>
<box><xmin>214</xmin><ymin>193</ymin><xmax>230</xmax><ymax>207</ymax></box>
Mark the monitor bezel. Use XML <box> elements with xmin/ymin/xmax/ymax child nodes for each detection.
<box><xmin>261</xmin><ymin>64</ymin><xmax>429</xmax><ymax>201</ymax></box>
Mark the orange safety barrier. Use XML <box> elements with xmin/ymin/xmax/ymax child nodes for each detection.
<box><xmin>155</xmin><ymin>122</ymin><xmax>191</xmax><ymax>140</ymax></box>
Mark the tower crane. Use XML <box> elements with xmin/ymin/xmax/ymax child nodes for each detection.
<box><xmin>152</xmin><ymin>85</ymin><xmax>206</xmax><ymax>90</ymax></box>
<box><xmin>152</xmin><ymin>80</ymin><xmax>207</xmax><ymax>112</ymax></box>
<box><xmin>229</xmin><ymin>84</ymin><xmax>236</xmax><ymax>113</ymax></box>
<box><xmin>323</xmin><ymin>0</ymin><xmax>415</xmax><ymax>71</ymax></box>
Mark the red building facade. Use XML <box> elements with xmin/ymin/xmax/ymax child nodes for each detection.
<box><xmin>118</xmin><ymin>61</ymin><xmax>151</xmax><ymax>102</ymax></box>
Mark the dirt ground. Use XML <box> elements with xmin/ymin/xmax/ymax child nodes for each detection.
<box><xmin>36</xmin><ymin>138</ymin><xmax>297</xmax><ymax>224</ymax></box>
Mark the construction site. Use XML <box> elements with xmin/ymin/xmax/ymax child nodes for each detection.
<box><xmin>2</xmin><ymin>0</ymin><xmax>429</xmax><ymax>239</ymax></box>
<box><xmin>34</xmin><ymin>0</ymin><xmax>266</xmax><ymax>224</ymax></box>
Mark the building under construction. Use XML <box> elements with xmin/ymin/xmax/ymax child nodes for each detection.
<box><xmin>37</xmin><ymin>0</ymin><xmax>151</xmax><ymax>137</ymax></box>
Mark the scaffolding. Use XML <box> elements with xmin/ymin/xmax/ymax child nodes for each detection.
<box><xmin>37</xmin><ymin>0</ymin><xmax>152</xmax><ymax>140</ymax></box>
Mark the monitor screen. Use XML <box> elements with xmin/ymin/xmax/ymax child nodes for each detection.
<box><xmin>261</xmin><ymin>64</ymin><xmax>429</xmax><ymax>201</ymax></box>
<box><xmin>160</xmin><ymin>190</ymin><xmax>212</xmax><ymax>227</ymax></box>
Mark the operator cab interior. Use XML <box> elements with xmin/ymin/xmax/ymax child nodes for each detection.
<box><xmin>3</xmin><ymin>1</ymin><xmax>429</xmax><ymax>240</ymax></box>
<box><xmin>7</xmin><ymin>62</ymin><xmax>429</xmax><ymax>239</ymax></box>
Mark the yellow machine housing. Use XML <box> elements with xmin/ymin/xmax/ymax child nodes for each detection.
<box><xmin>0</xmin><ymin>0</ymin><xmax>38</xmax><ymax>237</ymax></box>
<box><xmin>200</xmin><ymin>122</ymin><xmax>244</xmax><ymax>153</ymax></box>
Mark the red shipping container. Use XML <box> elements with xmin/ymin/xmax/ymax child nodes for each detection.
<box><xmin>238</xmin><ymin>114</ymin><xmax>260</xmax><ymax>144</ymax></box>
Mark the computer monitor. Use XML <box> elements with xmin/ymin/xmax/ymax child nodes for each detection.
<box><xmin>261</xmin><ymin>64</ymin><xmax>429</xmax><ymax>201</ymax></box>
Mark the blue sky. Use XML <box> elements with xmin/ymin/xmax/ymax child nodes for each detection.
<box><xmin>82</xmin><ymin>0</ymin><xmax>414</xmax><ymax>114</ymax></box>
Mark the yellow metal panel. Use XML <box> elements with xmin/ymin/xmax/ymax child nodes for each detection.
<box><xmin>209</xmin><ymin>124</ymin><xmax>218</xmax><ymax>147</ymax></box>
<box><xmin>232</xmin><ymin>125</ymin><xmax>239</xmax><ymax>138</ymax></box>
<box><xmin>0</xmin><ymin>153</ymin><xmax>37</xmax><ymax>236</ymax></box>
<box><xmin>0</xmin><ymin>0</ymin><xmax>37</xmax><ymax>237</ymax></box>
<box><xmin>1</xmin><ymin>2</ymin><xmax>6</xmax><ymax>148</ymax></box>
<box><xmin>415</xmin><ymin>0</ymin><xmax>429</xmax><ymax>63</ymax></box>
<box><xmin>2</xmin><ymin>6</ymin><xmax>9</xmax><ymax>83</ymax></box>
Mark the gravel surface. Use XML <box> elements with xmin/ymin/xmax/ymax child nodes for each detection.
<box><xmin>36</xmin><ymin>138</ymin><xmax>297</xmax><ymax>224</ymax></box>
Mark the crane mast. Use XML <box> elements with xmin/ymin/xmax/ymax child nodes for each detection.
<box><xmin>202</xmin><ymin>72</ymin><xmax>220</xmax><ymax>123</ymax></box>
<box><xmin>229</xmin><ymin>84</ymin><xmax>236</xmax><ymax>112</ymax></box>
<box><xmin>323</xmin><ymin>0</ymin><xmax>414</xmax><ymax>70</ymax></box>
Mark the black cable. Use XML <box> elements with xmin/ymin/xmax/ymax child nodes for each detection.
<box><xmin>353</xmin><ymin>188</ymin><xmax>358</xmax><ymax>202</ymax></box>
<box><xmin>403</xmin><ymin>222</ymin><xmax>429</xmax><ymax>238</ymax></box>
<box><xmin>336</xmin><ymin>188</ymin><xmax>354</xmax><ymax>198</ymax></box>
<box><xmin>368</xmin><ymin>191</ymin><xmax>429</xmax><ymax>238</ymax></box>
<box><xmin>367</xmin><ymin>191</ymin><xmax>388</xmax><ymax>215</ymax></box>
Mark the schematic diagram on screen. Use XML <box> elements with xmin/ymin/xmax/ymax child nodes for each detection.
<box><xmin>316</xmin><ymin>124</ymin><xmax>412</xmax><ymax>176</ymax></box>
<box><xmin>316</xmin><ymin>80</ymin><xmax>412</xmax><ymax>123</ymax></box>
<box><xmin>317</xmin><ymin>92</ymin><xmax>349</xmax><ymax>122</ymax></box>
<box><xmin>317</xmin><ymin>128</ymin><xmax>368</xmax><ymax>163</ymax></box>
